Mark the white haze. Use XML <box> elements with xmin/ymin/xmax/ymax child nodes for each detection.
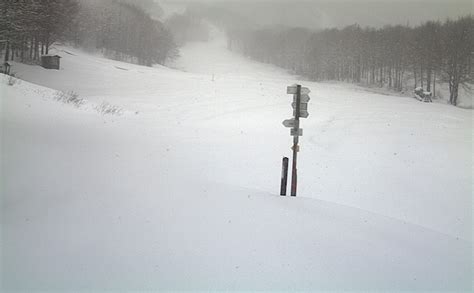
<box><xmin>159</xmin><ymin>0</ymin><xmax>473</xmax><ymax>28</ymax></box>
<box><xmin>1</xmin><ymin>0</ymin><xmax>472</xmax><ymax>291</ymax></box>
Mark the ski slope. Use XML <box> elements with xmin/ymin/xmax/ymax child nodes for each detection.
<box><xmin>1</xmin><ymin>35</ymin><xmax>472</xmax><ymax>291</ymax></box>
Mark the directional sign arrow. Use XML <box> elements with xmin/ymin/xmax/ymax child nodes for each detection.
<box><xmin>292</xmin><ymin>102</ymin><xmax>308</xmax><ymax>111</ymax></box>
<box><xmin>296</xmin><ymin>94</ymin><xmax>311</xmax><ymax>103</ymax></box>
<box><xmin>291</xmin><ymin>128</ymin><xmax>303</xmax><ymax>137</ymax></box>
<box><xmin>287</xmin><ymin>85</ymin><xmax>311</xmax><ymax>95</ymax></box>
<box><xmin>282</xmin><ymin>118</ymin><xmax>297</xmax><ymax>128</ymax></box>
<box><xmin>294</xmin><ymin>110</ymin><xmax>309</xmax><ymax>118</ymax></box>
<box><xmin>287</xmin><ymin>85</ymin><xmax>297</xmax><ymax>94</ymax></box>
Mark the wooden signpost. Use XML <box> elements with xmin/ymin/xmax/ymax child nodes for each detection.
<box><xmin>281</xmin><ymin>84</ymin><xmax>311</xmax><ymax>197</ymax></box>
<box><xmin>280</xmin><ymin>157</ymin><xmax>289</xmax><ymax>196</ymax></box>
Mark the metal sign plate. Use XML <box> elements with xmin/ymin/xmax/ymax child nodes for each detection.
<box><xmin>294</xmin><ymin>110</ymin><xmax>309</xmax><ymax>118</ymax></box>
<box><xmin>282</xmin><ymin>118</ymin><xmax>297</xmax><ymax>128</ymax></box>
<box><xmin>287</xmin><ymin>85</ymin><xmax>311</xmax><ymax>95</ymax></box>
<box><xmin>292</xmin><ymin>102</ymin><xmax>308</xmax><ymax>110</ymax></box>
<box><xmin>296</xmin><ymin>94</ymin><xmax>311</xmax><ymax>103</ymax></box>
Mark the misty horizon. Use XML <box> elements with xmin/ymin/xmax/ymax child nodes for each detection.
<box><xmin>1</xmin><ymin>0</ymin><xmax>472</xmax><ymax>291</ymax></box>
<box><xmin>161</xmin><ymin>0</ymin><xmax>473</xmax><ymax>29</ymax></box>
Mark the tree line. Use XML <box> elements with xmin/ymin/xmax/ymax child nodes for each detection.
<box><xmin>0</xmin><ymin>0</ymin><xmax>178</xmax><ymax>67</ymax></box>
<box><xmin>227</xmin><ymin>17</ymin><xmax>473</xmax><ymax>106</ymax></box>
<box><xmin>0</xmin><ymin>0</ymin><xmax>77</xmax><ymax>62</ymax></box>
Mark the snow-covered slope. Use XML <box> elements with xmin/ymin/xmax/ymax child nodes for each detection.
<box><xmin>1</xmin><ymin>36</ymin><xmax>472</xmax><ymax>291</ymax></box>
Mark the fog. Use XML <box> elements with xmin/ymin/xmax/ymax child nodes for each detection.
<box><xmin>160</xmin><ymin>0</ymin><xmax>472</xmax><ymax>29</ymax></box>
<box><xmin>1</xmin><ymin>0</ymin><xmax>473</xmax><ymax>291</ymax></box>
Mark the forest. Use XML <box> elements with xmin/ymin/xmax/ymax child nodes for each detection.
<box><xmin>0</xmin><ymin>0</ymin><xmax>177</xmax><ymax>67</ymax></box>
<box><xmin>227</xmin><ymin>17</ymin><xmax>473</xmax><ymax>106</ymax></box>
<box><xmin>1</xmin><ymin>1</ymin><xmax>472</xmax><ymax>106</ymax></box>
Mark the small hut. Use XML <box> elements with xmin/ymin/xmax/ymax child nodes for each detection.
<box><xmin>41</xmin><ymin>55</ymin><xmax>61</xmax><ymax>70</ymax></box>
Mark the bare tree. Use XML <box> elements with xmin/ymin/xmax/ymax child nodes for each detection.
<box><xmin>441</xmin><ymin>16</ymin><xmax>474</xmax><ymax>105</ymax></box>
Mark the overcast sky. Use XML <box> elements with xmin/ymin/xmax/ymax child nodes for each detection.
<box><xmin>160</xmin><ymin>0</ymin><xmax>473</xmax><ymax>28</ymax></box>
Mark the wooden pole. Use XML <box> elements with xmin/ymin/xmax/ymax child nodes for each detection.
<box><xmin>291</xmin><ymin>85</ymin><xmax>302</xmax><ymax>197</ymax></box>
<box><xmin>280</xmin><ymin>157</ymin><xmax>289</xmax><ymax>196</ymax></box>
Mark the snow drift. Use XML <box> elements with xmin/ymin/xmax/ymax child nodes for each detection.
<box><xmin>1</xmin><ymin>35</ymin><xmax>472</xmax><ymax>291</ymax></box>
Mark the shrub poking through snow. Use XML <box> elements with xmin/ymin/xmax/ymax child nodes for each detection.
<box><xmin>95</xmin><ymin>101</ymin><xmax>123</xmax><ymax>116</ymax></box>
<box><xmin>52</xmin><ymin>91</ymin><xmax>123</xmax><ymax>115</ymax></box>
<box><xmin>4</xmin><ymin>73</ymin><xmax>20</xmax><ymax>86</ymax></box>
<box><xmin>7</xmin><ymin>74</ymin><xmax>17</xmax><ymax>86</ymax></box>
<box><xmin>54</xmin><ymin>91</ymin><xmax>85</xmax><ymax>108</ymax></box>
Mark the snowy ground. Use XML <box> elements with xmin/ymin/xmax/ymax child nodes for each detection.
<box><xmin>1</xmin><ymin>35</ymin><xmax>472</xmax><ymax>291</ymax></box>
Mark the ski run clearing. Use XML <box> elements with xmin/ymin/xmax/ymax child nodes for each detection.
<box><xmin>1</xmin><ymin>34</ymin><xmax>472</xmax><ymax>291</ymax></box>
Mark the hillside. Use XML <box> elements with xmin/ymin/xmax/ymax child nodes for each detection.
<box><xmin>1</xmin><ymin>35</ymin><xmax>472</xmax><ymax>291</ymax></box>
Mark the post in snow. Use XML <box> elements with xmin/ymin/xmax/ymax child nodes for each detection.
<box><xmin>281</xmin><ymin>84</ymin><xmax>311</xmax><ymax>197</ymax></box>
<box><xmin>280</xmin><ymin>157</ymin><xmax>289</xmax><ymax>196</ymax></box>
